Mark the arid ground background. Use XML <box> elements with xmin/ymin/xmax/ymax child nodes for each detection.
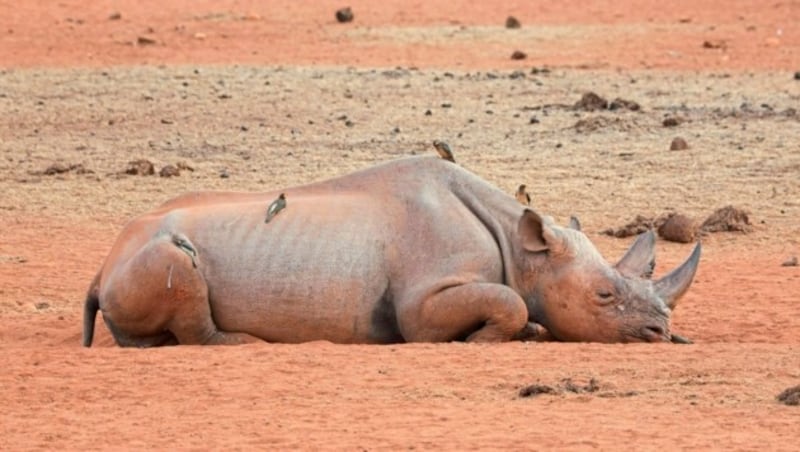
<box><xmin>1</xmin><ymin>0</ymin><xmax>799</xmax><ymax>449</ymax></box>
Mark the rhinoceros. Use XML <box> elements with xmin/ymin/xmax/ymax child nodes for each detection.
<box><xmin>82</xmin><ymin>156</ymin><xmax>700</xmax><ymax>347</ymax></box>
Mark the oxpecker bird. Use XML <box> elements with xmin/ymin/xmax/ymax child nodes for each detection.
<box><xmin>432</xmin><ymin>140</ymin><xmax>455</xmax><ymax>163</ymax></box>
<box><xmin>515</xmin><ymin>184</ymin><xmax>531</xmax><ymax>206</ymax></box>
<box><xmin>265</xmin><ymin>193</ymin><xmax>287</xmax><ymax>223</ymax></box>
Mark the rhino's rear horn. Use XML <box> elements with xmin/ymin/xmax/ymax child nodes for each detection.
<box><xmin>654</xmin><ymin>242</ymin><xmax>702</xmax><ymax>309</ymax></box>
<box><xmin>615</xmin><ymin>230</ymin><xmax>656</xmax><ymax>279</ymax></box>
<box><xmin>568</xmin><ymin>215</ymin><xmax>581</xmax><ymax>231</ymax></box>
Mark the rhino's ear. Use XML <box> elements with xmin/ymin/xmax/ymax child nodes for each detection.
<box><xmin>518</xmin><ymin>209</ymin><xmax>551</xmax><ymax>252</ymax></box>
<box><xmin>568</xmin><ymin>215</ymin><xmax>581</xmax><ymax>231</ymax></box>
<box><xmin>615</xmin><ymin>229</ymin><xmax>656</xmax><ymax>278</ymax></box>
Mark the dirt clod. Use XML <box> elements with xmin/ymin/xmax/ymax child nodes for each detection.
<box><xmin>108</xmin><ymin>12</ymin><xmax>121</xmax><ymax>21</ymax></box>
<box><xmin>575</xmin><ymin>92</ymin><xmax>608</xmax><ymax>111</ymax></box>
<box><xmin>519</xmin><ymin>384</ymin><xmax>557</xmax><ymax>397</ymax></box>
<box><xmin>781</xmin><ymin>256</ymin><xmax>798</xmax><ymax>267</ymax></box>
<box><xmin>658</xmin><ymin>213</ymin><xmax>697</xmax><ymax>243</ymax></box>
<box><xmin>335</xmin><ymin>7</ymin><xmax>354</xmax><ymax>23</ymax></box>
<box><xmin>510</xmin><ymin>50</ymin><xmax>527</xmax><ymax>60</ymax></box>
<box><xmin>701</xmin><ymin>205</ymin><xmax>752</xmax><ymax>233</ymax></box>
<box><xmin>777</xmin><ymin>385</ymin><xmax>800</xmax><ymax>406</ymax></box>
<box><xmin>505</xmin><ymin>16</ymin><xmax>521</xmax><ymax>29</ymax></box>
<box><xmin>670</xmin><ymin>137</ymin><xmax>689</xmax><ymax>150</ymax></box>
<box><xmin>159</xmin><ymin>165</ymin><xmax>180</xmax><ymax>178</ymax></box>
<box><xmin>125</xmin><ymin>159</ymin><xmax>155</xmax><ymax>176</ymax></box>
<box><xmin>176</xmin><ymin>161</ymin><xmax>195</xmax><ymax>172</ymax></box>
<box><xmin>663</xmin><ymin>116</ymin><xmax>682</xmax><ymax>127</ymax></box>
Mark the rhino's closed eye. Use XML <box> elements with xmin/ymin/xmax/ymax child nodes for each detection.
<box><xmin>596</xmin><ymin>290</ymin><xmax>615</xmax><ymax>305</ymax></box>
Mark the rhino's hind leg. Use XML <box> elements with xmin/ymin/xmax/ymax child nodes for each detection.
<box><xmin>400</xmin><ymin>283</ymin><xmax>528</xmax><ymax>343</ymax></box>
<box><xmin>102</xmin><ymin>235</ymin><xmax>261</xmax><ymax>347</ymax></box>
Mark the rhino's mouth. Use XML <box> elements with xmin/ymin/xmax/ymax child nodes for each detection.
<box><xmin>624</xmin><ymin>323</ymin><xmax>671</xmax><ymax>343</ymax></box>
<box><xmin>639</xmin><ymin>324</ymin><xmax>670</xmax><ymax>342</ymax></box>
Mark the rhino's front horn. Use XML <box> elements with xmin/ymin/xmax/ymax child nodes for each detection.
<box><xmin>616</xmin><ymin>230</ymin><xmax>656</xmax><ymax>279</ymax></box>
<box><xmin>654</xmin><ymin>242</ymin><xmax>702</xmax><ymax>309</ymax></box>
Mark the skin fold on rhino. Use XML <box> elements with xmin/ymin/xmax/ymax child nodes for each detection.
<box><xmin>82</xmin><ymin>156</ymin><xmax>700</xmax><ymax>347</ymax></box>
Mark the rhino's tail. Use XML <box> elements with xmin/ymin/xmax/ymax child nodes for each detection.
<box><xmin>82</xmin><ymin>272</ymin><xmax>101</xmax><ymax>347</ymax></box>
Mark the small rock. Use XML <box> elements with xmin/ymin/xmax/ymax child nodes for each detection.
<box><xmin>137</xmin><ymin>36</ymin><xmax>157</xmax><ymax>46</ymax></box>
<box><xmin>781</xmin><ymin>256</ymin><xmax>798</xmax><ymax>267</ymax></box>
<box><xmin>34</xmin><ymin>302</ymin><xmax>50</xmax><ymax>311</ymax></box>
<box><xmin>219</xmin><ymin>168</ymin><xmax>230</xmax><ymax>179</ymax></box>
<box><xmin>108</xmin><ymin>12</ymin><xmax>122</xmax><ymax>21</ymax></box>
<box><xmin>125</xmin><ymin>159</ymin><xmax>155</xmax><ymax>176</ymax></box>
<box><xmin>662</xmin><ymin>116</ymin><xmax>682</xmax><ymax>127</ymax></box>
<box><xmin>794</xmin><ymin>71</ymin><xmax>800</xmax><ymax>81</ymax></box>
<box><xmin>335</xmin><ymin>7</ymin><xmax>354</xmax><ymax>23</ymax></box>
<box><xmin>510</xmin><ymin>50</ymin><xmax>527</xmax><ymax>60</ymax></box>
<box><xmin>657</xmin><ymin>213</ymin><xmax>697</xmax><ymax>243</ymax></box>
<box><xmin>159</xmin><ymin>165</ymin><xmax>180</xmax><ymax>178</ymax></box>
<box><xmin>176</xmin><ymin>161</ymin><xmax>195</xmax><ymax>172</ymax></box>
<box><xmin>670</xmin><ymin>137</ymin><xmax>689</xmax><ymax>150</ymax></box>
<box><xmin>529</xmin><ymin>116</ymin><xmax>540</xmax><ymax>124</ymax></box>
<box><xmin>161</xmin><ymin>118</ymin><xmax>173</xmax><ymax>125</ymax></box>
<box><xmin>505</xmin><ymin>16</ymin><xmax>521</xmax><ymax>29</ymax></box>
<box><xmin>575</xmin><ymin>92</ymin><xmax>608</xmax><ymax>111</ymax></box>
<box><xmin>193</xmin><ymin>32</ymin><xmax>206</xmax><ymax>40</ymax></box>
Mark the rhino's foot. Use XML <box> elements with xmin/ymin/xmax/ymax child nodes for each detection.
<box><xmin>513</xmin><ymin>322</ymin><xmax>554</xmax><ymax>342</ymax></box>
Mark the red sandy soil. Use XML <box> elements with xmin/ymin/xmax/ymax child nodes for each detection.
<box><xmin>1</xmin><ymin>1</ymin><xmax>799</xmax><ymax>450</ymax></box>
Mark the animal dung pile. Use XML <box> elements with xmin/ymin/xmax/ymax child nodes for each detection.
<box><xmin>518</xmin><ymin>378</ymin><xmax>601</xmax><ymax>398</ymax></box>
<box><xmin>776</xmin><ymin>384</ymin><xmax>800</xmax><ymax>406</ymax></box>
<box><xmin>36</xmin><ymin>163</ymin><xmax>93</xmax><ymax>176</ymax></box>
<box><xmin>602</xmin><ymin>215</ymin><xmax>662</xmax><ymax>238</ymax></box>
<box><xmin>159</xmin><ymin>165</ymin><xmax>180</xmax><ymax>178</ymax></box>
<box><xmin>124</xmin><ymin>160</ymin><xmax>195</xmax><ymax>177</ymax></box>
<box><xmin>574</xmin><ymin>92</ymin><xmax>609</xmax><ymax>111</ymax></box>
<box><xmin>700</xmin><ymin>205</ymin><xmax>752</xmax><ymax>233</ymax></box>
<box><xmin>125</xmin><ymin>159</ymin><xmax>155</xmax><ymax>176</ymax></box>
<box><xmin>605</xmin><ymin>206</ymin><xmax>752</xmax><ymax>241</ymax></box>
<box><xmin>574</xmin><ymin>92</ymin><xmax>640</xmax><ymax>112</ymax></box>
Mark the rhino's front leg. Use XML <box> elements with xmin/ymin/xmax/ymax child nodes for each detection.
<box><xmin>398</xmin><ymin>283</ymin><xmax>528</xmax><ymax>343</ymax></box>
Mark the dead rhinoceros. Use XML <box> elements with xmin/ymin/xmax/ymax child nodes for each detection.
<box><xmin>82</xmin><ymin>156</ymin><xmax>700</xmax><ymax>347</ymax></box>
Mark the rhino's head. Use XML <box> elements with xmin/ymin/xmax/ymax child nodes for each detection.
<box><xmin>517</xmin><ymin>209</ymin><xmax>700</xmax><ymax>343</ymax></box>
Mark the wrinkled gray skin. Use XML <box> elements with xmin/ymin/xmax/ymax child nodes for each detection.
<box><xmin>82</xmin><ymin>156</ymin><xmax>700</xmax><ymax>347</ymax></box>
